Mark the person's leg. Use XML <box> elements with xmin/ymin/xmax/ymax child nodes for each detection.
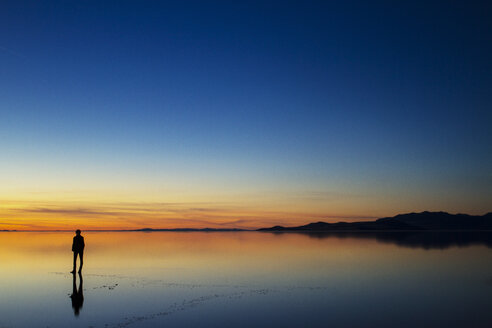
<box><xmin>78</xmin><ymin>251</ymin><xmax>83</xmax><ymax>273</ymax></box>
<box><xmin>71</xmin><ymin>252</ymin><xmax>77</xmax><ymax>273</ymax></box>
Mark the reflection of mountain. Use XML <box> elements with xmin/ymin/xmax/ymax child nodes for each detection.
<box><xmin>258</xmin><ymin>211</ymin><xmax>492</xmax><ymax>232</ymax></box>
<box><xmin>258</xmin><ymin>212</ymin><xmax>492</xmax><ymax>250</ymax></box>
<box><xmin>297</xmin><ymin>231</ymin><xmax>492</xmax><ymax>249</ymax></box>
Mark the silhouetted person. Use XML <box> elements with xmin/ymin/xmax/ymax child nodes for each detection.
<box><xmin>71</xmin><ymin>229</ymin><xmax>85</xmax><ymax>273</ymax></box>
<box><xmin>70</xmin><ymin>272</ymin><xmax>84</xmax><ymax>316</ymax></box>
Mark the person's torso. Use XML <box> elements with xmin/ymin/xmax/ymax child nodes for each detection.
<box><xmin>73</xmin><ymin>236</ymin><xmax>84</xmax><ymax>251</ymax></box>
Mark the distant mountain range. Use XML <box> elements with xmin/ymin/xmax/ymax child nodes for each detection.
<box><xmin>2</xmin><ymin>212</ymin><xmax>491</xmax><ymax>232</ymax></box>
<box><xmin>258</xmin><ymin>211</ymin><xmax>492</xmax><ymax>232</ymax></box>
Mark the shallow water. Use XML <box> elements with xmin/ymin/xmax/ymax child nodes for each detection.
<box><xmin>0</xmin><ymin>231</ymin><xmax>491</xmax><ymax>327</ymax></box>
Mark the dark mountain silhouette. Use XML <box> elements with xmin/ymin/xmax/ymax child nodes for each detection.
<box><xmin>258</xmin><ymin>211</ymin><xmax>492</xmax><ymax>232</ymax></box>
<box><xmin>377</xmin><ymin>211</ymin><xmax>492</xmax><ymax>230</ymax></box>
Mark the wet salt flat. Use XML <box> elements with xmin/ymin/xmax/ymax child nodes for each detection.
<box><xmin>0</xmin><ymin>231</ymin><xmax>491</xmax><ymax>328</ymax></box>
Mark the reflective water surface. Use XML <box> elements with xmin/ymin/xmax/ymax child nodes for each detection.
<box><xmin>0</xmin><ymin>231</ymin><xmax>491</xmax><ymax>327</ymax></box>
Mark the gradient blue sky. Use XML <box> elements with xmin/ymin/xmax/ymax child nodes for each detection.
<box><xmin>0</xmin><ymin>1</ymin><xmax>491</xmax><ymax>229</ymax></box>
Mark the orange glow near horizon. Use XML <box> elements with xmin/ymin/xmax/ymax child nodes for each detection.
<box><xmin>1</xmin><ymin>186</ymin><xmax>489</xmax><ymax>230</ymax></box>
<box><xmin>0</xmin><ymin>203</ymin><xmax>374</xmax><ymax>231</ymax></box>
<box><xmin>0</xmin><ymin>194</ymin><xmax>384</xmax><ymax>230</ymax></box>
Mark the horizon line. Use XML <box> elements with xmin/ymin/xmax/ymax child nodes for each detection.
<box><xmin>1</xmin><ymin>211</ymin><xmax>490</xmax><ymax>232</ymax></box>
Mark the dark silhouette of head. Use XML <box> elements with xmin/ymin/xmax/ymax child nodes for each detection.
<box><xmin>75</xmin><ymin>229</ymin><xmax>81</xmax><ymax>235</ymax></box>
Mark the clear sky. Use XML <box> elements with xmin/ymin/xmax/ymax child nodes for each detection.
<box><xmin>1</xmin><ymin>1</ymin><xmax>491</xmax><ymax>230</ymax></box>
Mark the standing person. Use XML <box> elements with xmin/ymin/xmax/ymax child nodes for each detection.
<box><xmin>71</xmin><ymin>229</ymin><xmax>85</xmax><ymax>273</ymax></box>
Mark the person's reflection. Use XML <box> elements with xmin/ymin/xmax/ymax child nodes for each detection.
<box><xmin>70</xmin><ymin>272</ymin><xmax>84</xmax><ymax>316</ymax></box>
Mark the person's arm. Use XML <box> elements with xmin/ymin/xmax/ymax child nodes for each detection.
<box><xmin>82</xmin><ymin>237</ymin><xmax>85</xmax><ymax>249</ymax></box>
<box><xmin>72</xmin><ymin>237</ymin><xmax>75</xmax><ymax>251</ymax></box>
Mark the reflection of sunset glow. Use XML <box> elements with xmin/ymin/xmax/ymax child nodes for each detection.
<box><xmin>2</xmin><ymin>232</ymin><xmax>389</xmax><ymax>281</ymax></box>
<box><xmin>0</xmin><ymin>231</ymin><xmax>410</xmax><ymax>279</ymax></box>
<box><xmin>1</xmin><ymin>232</ymin><xmax>491</xmax><ymax>327</ymax></box>
<box><xmin>2</xmin><ymin>231</ymin><xmax>489</xmax><ymax>283</ymax></box>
